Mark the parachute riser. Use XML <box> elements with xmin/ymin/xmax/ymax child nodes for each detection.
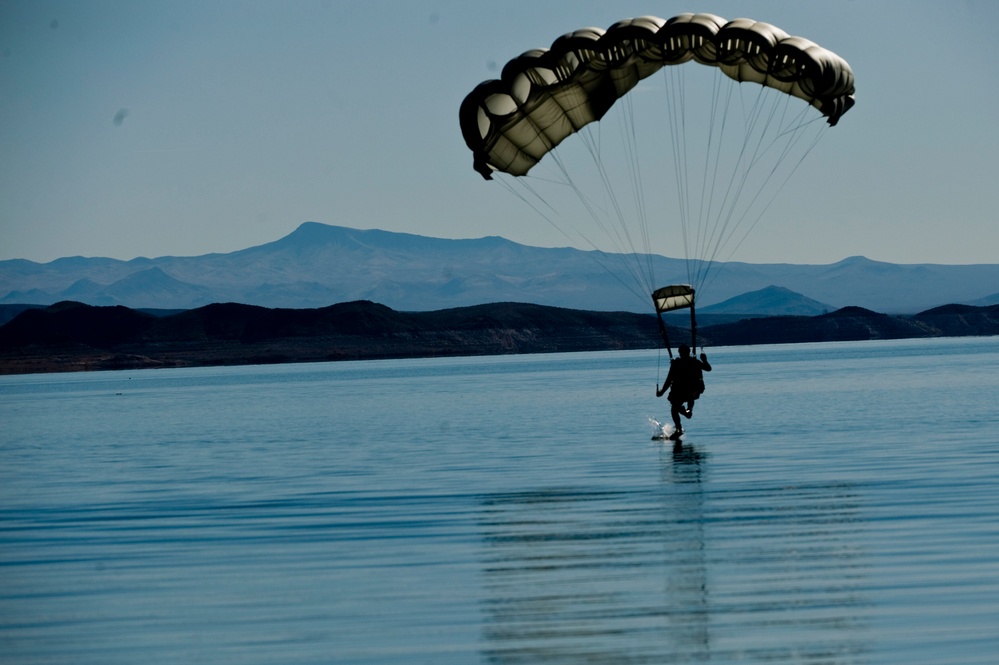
<box><xmin>656</xmin><ymin>307</ymin><xmax>698</xmax><ymax>361</ymax></box>
<box><xmin>690</xmin><ymin>302</ymin><xmax>698</xmax><ymax>356</ymax></box>
<box><xmin>656</xmin><ymin>310</ymin><xmax>673</xmax><ymax>359</ymax></box>
<box><xmin>652</xmin><ymin>284</ymin><xmax>697</xmax><ymax>357</ymax></box>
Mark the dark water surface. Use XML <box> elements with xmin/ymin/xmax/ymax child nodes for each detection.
<box><xmin>2</xmin><ymin>337</ymin><xmax>998</xmax><ymax>663</ymax></box>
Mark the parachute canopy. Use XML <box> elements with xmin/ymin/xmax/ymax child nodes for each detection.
<box><xmin>653</xmin><ymin>284</ymin><xmax>695</xmax><ymax>314</ymax></box>
<box><xmin>460</xmin><ymin>13</ymin><xmax>855</xmax><ymax>180</ymax></box>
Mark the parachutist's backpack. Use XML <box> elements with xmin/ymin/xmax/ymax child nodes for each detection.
<box><xmin>694</xmin><ymin>365</ymin><xmax>705</xmax><ymax>399</ymax></box>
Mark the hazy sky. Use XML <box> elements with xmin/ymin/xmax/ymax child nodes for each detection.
<box><xmin>2</xmin><ymin>0</ymin><xmax>997</xmax><ymax>265</ymax></box>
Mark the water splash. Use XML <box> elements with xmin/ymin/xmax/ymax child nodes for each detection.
<box><xmin>648</xmin><ymin>416</ymin><xmax>673</xmax><ymax>441</ymax></box>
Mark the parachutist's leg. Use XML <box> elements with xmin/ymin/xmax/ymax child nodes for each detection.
<box><xmin>670</xmin><ymin>402</ymin><xmax>683</xmax><ymax>433</ymax></box>
<box><xmin>685</xmin><ymin>401</ymin><xmax>694</xmax><ymax>418</ymax></box>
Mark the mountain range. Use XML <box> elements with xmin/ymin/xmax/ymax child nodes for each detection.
<box><xmin>3</xmin><ymin>222</ymin><xmax>998</xmax><ymax>313</ymax></box>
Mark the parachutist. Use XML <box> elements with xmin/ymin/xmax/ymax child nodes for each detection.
<box><xmin>657</xmin><ymin>345</ymin><xmax>711</xmax><ymax>436</ymax></box>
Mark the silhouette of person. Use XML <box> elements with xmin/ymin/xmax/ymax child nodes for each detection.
<box><xmin>656</xmin><ymin>344</ymin><xmax>712</xmax><ymax>439</ymax></box>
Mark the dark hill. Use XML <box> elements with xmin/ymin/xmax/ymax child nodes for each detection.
<box><xmin>0</xmin><ymin>300</ymin><xmax>670</xmax><ymax>373</ymax></box>
<box><xmin>698</xmin><ymin>306</ymin><xmax>937</xmax><ymax>346</ymax></box>
<box><xmin>1</xmin><ymin>300</ymin><xmax>997</xmax><ymax>375</ymax></box>
<box><xmin>0</xmin><ymin>301</ymin><xmax>156</xmax><ymax>347</ymax></box>
<box><xmin>912</xmin><ymin>304</ymin><xmax>999</xmax><ymax>336</ymax></box>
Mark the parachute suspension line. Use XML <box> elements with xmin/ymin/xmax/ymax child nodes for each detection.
<box><xmin>695</xmin><ymin>70</ymin><xmax>730</xmax><ymax>288</ymax></box>
<box><xmin>496</xmin><ymin>80</ymin><xmax>659</xmax><ymax>307</ymax></box>
<box><xmin>693</xmin><ymin>70</ymin><xmax>736</xmax><ymax>291</ymax></box>
<box><xmin>496</xmin><ymin>173</ymin><xmax>650</xmax><ymax>308</ymax></box>
<box><xmin>692</xmin><ymin>83</ymin><xmax>828</xmax><ymax>292</ymax></box>
<box><xmin>618</xmin><ymin>92</ymin><xmax>658</xmax><ymax>293</ymax></box>
<box><xmin>699</xmin><ymin>120</ymin><xmax>829</xmax><ymax>296</ymax></box>
<box><xmin>697</xmin><ymin>87</ymin><xmax>758</xmax><ymax>286</ymax></box>
<box><xmin>534</xmin><ymin>90</ymin><xmax>664</xmax><ymax>302</ymax></box>
<box><xmin>662</xmin><ymin>65</ymin><xmax>740</xmax><ymax>292</ymax></box>
<box><xmin>577</xmin><ymin>125</ymin><xmax>652</xmax><ymax>291</ymax></box>
<box><xmin>662</xmin><ymin>65</ymin><xmax>695</xmax><ymax>287</ymax></box>
<box><xmin>554</xmin><ymin>135</ymin><xmax>653</xmax><ymax>299</ymax></box>
<box><xmin>696</xmin><ymin>83</ymin><xmax>772</xmax><ymax>289</ymax></box>
<box><xmin>654</xmin><ymin>66</ymin><xmax>833</xmax><ymax>298</ymax></box>
<box><xmin>495</xmin><ymin>175</ymin><xmax>563</xmax><ymax>226</ymax></box>
<box><xmin>699</xmin><ymin>100</ymin><xmax>829</xmax><ymax>293</ymax></box>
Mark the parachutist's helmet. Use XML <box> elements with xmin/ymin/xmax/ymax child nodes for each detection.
<box><xmin>678</xmin><ymin>344</ymin><xmax>691</xmax><ymax>357</ymax></box>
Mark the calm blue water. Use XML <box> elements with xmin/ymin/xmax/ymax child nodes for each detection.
<box><xmin>2</xmin><ymin>337</ymin><xmax>998</xmax><ymax>664</ymax></box>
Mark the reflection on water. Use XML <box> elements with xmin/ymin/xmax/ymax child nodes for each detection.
<box><xmin>479</xmin><ymin>487</ymin><xmax>674</xmax><ymax>664</ymax></box>
<box><xmin>660</xmin><ymin>444</ymin><xmax>709</xmax><ymax>662</ymax></box>
<box><xmin>478</xmin><ymin>443</ymin><xmax>869</xmax><ymax>663</ymax></box>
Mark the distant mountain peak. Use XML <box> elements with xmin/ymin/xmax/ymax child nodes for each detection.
<box><xmin>266</xmin><ymin>222</ymin><xmax>430</xmax><ymax>253</ymax></box>
<box><xmin>701</xmin><ymin>284</ymin><xmax>833</xmax><ymax>316</ymax></box>
<box><xmin>249</xmin><ymin>223</ymin><xmax>538</xmax><ymax>268</ymax></box>
<box><xmin>269</xmin><ymin>222</ymin><xmax>354</xmax><ymax>248</ymax></box>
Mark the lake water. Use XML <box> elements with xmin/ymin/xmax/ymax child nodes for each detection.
<box><xmin>2</xmin><ymin>337</ymin><xmax>998</xmax><ymax>664</ymax></box>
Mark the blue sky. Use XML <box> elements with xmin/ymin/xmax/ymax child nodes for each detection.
<box><xmin>1</xmin><ymin>0</ymin><xmax>997</xmax><ymax>265</ymax></box>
